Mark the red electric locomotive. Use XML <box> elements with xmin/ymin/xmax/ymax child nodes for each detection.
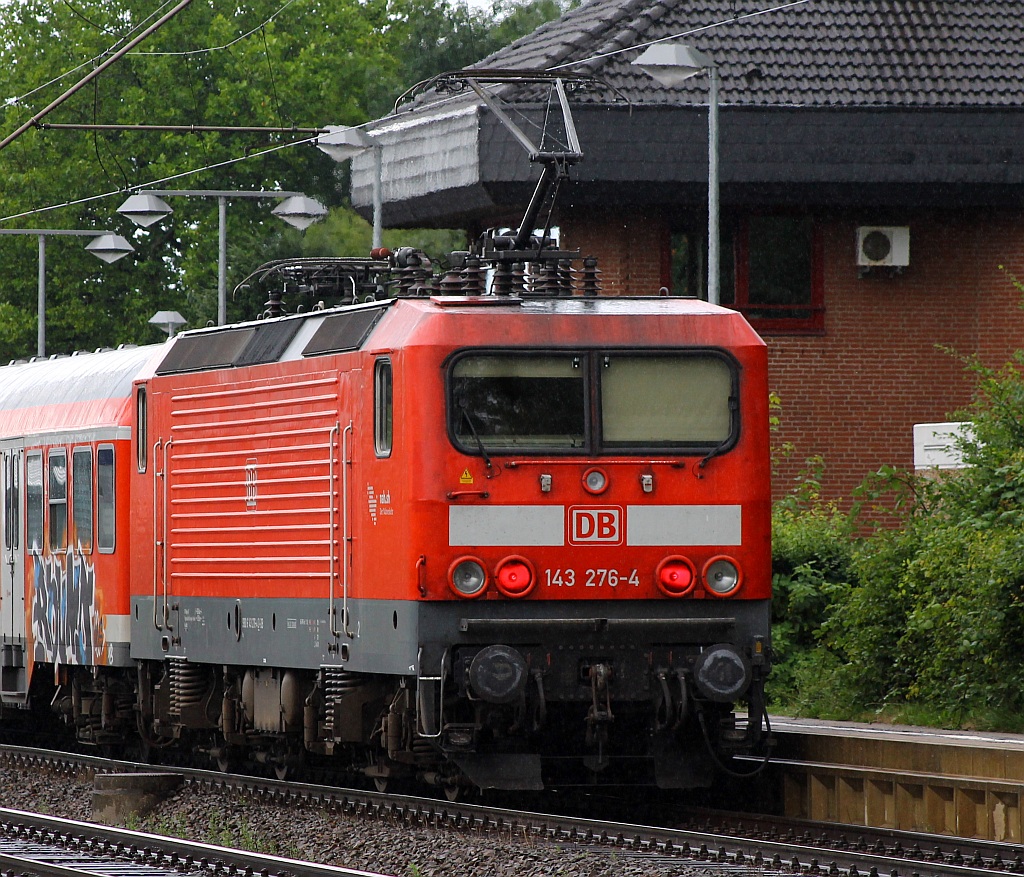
<box><xmin>0</xmin><ymin>72</ymin><xmax>771</xmax><ymax>791</ymax></box>
<box><xmin>0</xmin><ymin>244</ymin><xmax>771</xmax><ymax>791</ymax></box>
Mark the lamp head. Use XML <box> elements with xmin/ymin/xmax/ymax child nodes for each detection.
<box><xmin>117</xmin><ymin>192</ymin><xmax>173</xmax><ymax>228</ymax></box>
<box><xmin>85</xmin><ymin>233</ymin><xmax>135</xmax><ymax>264</ymax></box>
<box><xmin>632</xmin><ymin>43</ymin><xmax>715</xmax><ymax>88</ymax></box>
<box><xmin>271</xmin><ymin>195</ymin><xmax>328</xmax><ymax>231</ymax></box>
<box><xmin>316</xmin><ymin>125</ymin><xmax>376</xmax><ymax>162</ymax></box>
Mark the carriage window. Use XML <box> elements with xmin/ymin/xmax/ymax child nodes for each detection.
<box><xmin>49</xmin><ymin>450</ymin><xmax>67</xmax><ymax>551</ymax></box>
<box><xmin>26</xmin><ymin>452</ymin><xmax>42</xmax><ymax>553</ymax></box>
<box><xmin>601</xmin><ymin>355</ymin><xmax>734</xmax><ymax>448</ymax></box>
<box><xmin>451</xmin><ymin>354</ymin><xmax>585</xmax><ymax>451</ymax></box>
<box><xmin>72</xmin><ymin>448</ymin><xmax>93</xmax><ymax>553</ymax></box>
<box><xmin>4</xmin><ymin>455</ymin><xmax>17</xmax><ymax>551</ymax></box>
<box><xmin>98</xmin><ymin>446</ymin><xmax>115</xmax><ymax>552</ymax></box>
<box><xmin>374</xmin><ymin>358</ymin><xmax>393</xmax><ymax>458</ymax></box>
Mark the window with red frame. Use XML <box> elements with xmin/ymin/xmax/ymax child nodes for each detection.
<box><xmin>670</xmin><ymin>216</ymin><xmax>824</xmax><ymax>333</ymax></box>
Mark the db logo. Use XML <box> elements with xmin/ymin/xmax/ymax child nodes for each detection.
<box><xmin>569</xmin><ymin>506</ymin><xmax>623</xmax><ymax>545</ymax></box>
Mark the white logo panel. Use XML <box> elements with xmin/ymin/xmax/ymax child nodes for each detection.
<box><xmin>626</xmin><ymin>505</ymin><xmax>742</xmax><ymax>546</ymax></box>
<box><xmin>449</xmin><ymin>505</ymin><xmax>564</xmax><ymax>546</ymax></box>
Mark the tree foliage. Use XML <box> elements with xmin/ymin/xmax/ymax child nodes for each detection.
<box><xmin>0</xmin><ymin>0</ymin><xmax>567</xmax><ymax>358</ymax></box>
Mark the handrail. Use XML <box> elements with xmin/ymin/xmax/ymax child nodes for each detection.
<box><xmin>161</xmin><ymin>438</ymin><xmax>173</xmax><ymax>630</ymax></box>
<box><xmin>341</xmin><ymin>422</ymin><xmax>354</xmax><ymax>638</ymax></box>
<box><xmin>328</xmin><ymin>423</ymin><xmax>341</xmax><ymax>638</ymax></box>
<box><xmin>152</xmin><ymin>439</ymin><xmax>163</xmax><ymax>631</ymax></box>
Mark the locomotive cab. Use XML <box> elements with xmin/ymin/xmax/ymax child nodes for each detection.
<box><xmin>399</xmin><ymin>296</ymin><xmax>772</xmax><ymax>790</ymax></box>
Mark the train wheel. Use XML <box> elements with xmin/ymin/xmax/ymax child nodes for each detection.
<box><xmin>373</xmin><ymin>776</ymin><xmax>389</xmax><ymax>793</ymax></box>
<box><xmin>270</xmin><ymin>742</ymin><xmax>303</xmax><ymax>781</ymax></box>
<box><xmin>215</xmin><ymin>748</ymin><xmax>239</xmax><ymax>773</ymax></box>
<box><xmin>442</xmin><ymin>782</ymin><xmax>461</xmax><ymax>802</ymax></box>
<box><xmin>136</xmin><ymin>737</ymin><xmax>160</xmax><ymax>765</ymax></box>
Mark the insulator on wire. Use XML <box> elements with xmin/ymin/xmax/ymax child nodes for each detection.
<box><xmin>512</xmin><ymin>262</ymin><xmax>527</xmax><ymax>296</ymax></box>
<box><xmin>492</xmin><ymin>262</ymin><xmax>514</xmax><ymax>296</ymax></box>
<box><xmin>463</xmin><ymin>256</ymin><xmax>486</xmax><ymax>295</ymax></box>
<box><xmin>582</xmin><ymin>256</ymin><xmax>601</xmax><ymax>297</ymax></box>
<box><xmin>264</xmin><ymin>288</ymin><xmax>285</xmax><ymax>318</ymax></box>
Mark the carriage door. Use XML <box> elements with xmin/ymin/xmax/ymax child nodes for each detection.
<box><xmin>1</xmin><ymin>447</ymin><xmax>27</xmax><ymax>691</ymax></box>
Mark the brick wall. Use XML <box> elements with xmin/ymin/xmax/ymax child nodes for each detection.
<box><xmin>562</xmin><ymin>208</ymin><xmax>1024</xmax><ymax>502</ymax></box>
<box><xmin>562</xmin><ymin>208</ymin><xmax>667</xmax><ymax>296</ymax></box>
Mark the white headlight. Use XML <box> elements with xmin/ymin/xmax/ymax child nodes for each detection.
<box><xmin>704</xmin><ymin>557</ymin><xmax>741</xmax><ymax>595</ymax></box>
<box><xmin>450</xmin><ymin>558</ymin><xmax>487</xmax><ymax>597</ymax></box>
<box><xmin>583</xmin><ymin>467</ymin><xmax>607</xmax><ymax>493</ymax></box>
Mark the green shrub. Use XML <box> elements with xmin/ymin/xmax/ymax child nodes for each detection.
<box><xmin>772</xmin><ymin>351</ymin><xmax>1024</xmax><ymax>729</ymax></box>
<box><xmin>769</xmin><ymin>458</ymin><xmax>854</xmax><ymax>709</ymax></box>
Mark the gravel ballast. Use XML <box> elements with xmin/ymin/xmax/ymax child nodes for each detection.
<box><xmin>0</xmin><ymin>762</ymin><xmax>706</xmax><ymax>877</ymax></box>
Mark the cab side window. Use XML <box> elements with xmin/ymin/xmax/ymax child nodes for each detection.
<box><xmin>136</xmin><ymin>387</ymin><xmax>148</xmax><ymax>473</ymax></box>
<box><xmin>374</xmin><ymin>358</ymin><xmax>393</xmax><ymax>458</ymax></box>
<box><xmin>3</xmin><ymin>454</ymin><xmax>18</xmax><ymax>551</ymax></box>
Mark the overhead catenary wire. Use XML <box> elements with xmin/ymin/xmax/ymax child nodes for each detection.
<box><xmin>127</xmin><ymin>0</ymin><xmax>304</xmax><ymax>56</ymax></box>
<box><xmin>0</xmin><ymin>0</ymin><xmax>196</xmax><ymax>152</ymax></box>
<box><xmin>5</xmin><ymin>0</ymin><xmax>181</xmax><ymax>109</ymax></box>
<box><xmin>0</xmin><ymin>134</ymin><xmax>321</xmax><ymax>223</ymax></box>
<box><xmin>4</xmin><ymin>0</ymin><xmax>303</xmax><ymax>111</ymax></box>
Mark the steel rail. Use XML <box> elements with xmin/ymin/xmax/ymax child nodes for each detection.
<box><xmin>0</xmin><ymin>808</ymin><xmax>395</xmax><ymax>877</ymax></box>
<box><xmin>0</xmin><ymin>744</ymin><xmax>1019</xmax><ymax>877</ymax></box>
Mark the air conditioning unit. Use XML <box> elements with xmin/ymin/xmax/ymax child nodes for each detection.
<box><xmin>856</xmin><ymin>226</ymin><xmax>910</xmax><ymax>267</ymax></box>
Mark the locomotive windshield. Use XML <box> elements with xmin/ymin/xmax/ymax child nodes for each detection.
<box><xmin>449</xmin><ymin>351</ymin><xmax>736</xmax><ymax>454</ymax></box>
<box><xmin>601</xmin><ymin>354</ymin><xmax>732</xmax><ymax>447</ymax></box>
<box><xmin>451</xmin><ymin>355</ymin><xmax>586</xmax><ymax>450</ymax></box>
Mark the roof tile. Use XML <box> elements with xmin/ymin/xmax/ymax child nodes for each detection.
<box><xmin>466</xmin><ymin>0</ymin><xmax>1024</xmax><ymax>108</ymax></box>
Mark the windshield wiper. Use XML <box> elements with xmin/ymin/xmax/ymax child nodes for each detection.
<box><xmin>697</xmin><ymin>396</ymin><xmax>738</xmax><ymax>472</ymax></box>
<box><xmin>459</xmin><ymin>401</ymin><xmax>493</xmax><ymax>471</ymax></box>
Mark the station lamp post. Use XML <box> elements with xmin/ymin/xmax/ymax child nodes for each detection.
<box><xmin>0</xmin><ymin>228</ymin><xmax>134</xmax><ymax>357</ymax></box>
<box><xmin>149</xmin><ymin>309</ymin><xmax>187</xmax><ymax>338</ymax></box>
<box><xmin>633</xmin><ymin>43</ymin><xmax>720</xmax><ymax>305</ymax></box>
<box><xmin>116</xmin><ymin>189</ymin><xmax>327</xmax><ymax>325</ymax></box>
<box><xmin>316</xmin><ymin>126</ymin><xmax>384</xmax><ymax>250</ymax></box>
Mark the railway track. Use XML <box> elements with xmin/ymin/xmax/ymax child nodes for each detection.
<box><xmin>0</xmin><ymin>808</ymin><xmax>395</xmax><ymax>877</ymax></box>
<box><xmin>2</xmin><ymin>743</ymin><xmax>1022</xmax><ymax>877</ymax></box>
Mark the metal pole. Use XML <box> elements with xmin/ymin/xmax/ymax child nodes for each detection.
<box><xmin>37</xmin><ymin>235</ymin><xmax>45</xmax><ymax>358</ymax></box>
<box><xmin>707</xmin><ymin>65</ymin><xmax>720</xmax><ymax>306</ymax></box>
<box><xmin>371</xmin><ymin>146</ymin><xmax>383</xmax><ymax>250</ymax></box>
<box><xmin>217</xmin><ymin>196</ymin><xmax>228</xmax><ymax>326</ymax></box>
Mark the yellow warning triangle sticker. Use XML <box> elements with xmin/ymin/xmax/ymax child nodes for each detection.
<box><xmin>459</xmin><ymin>469</ymin><xmax>474</xmax><ymax>484</ymax></box>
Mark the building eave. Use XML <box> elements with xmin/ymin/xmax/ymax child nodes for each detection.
<box><xmin>352</xmin><ymin>104</ymin><xmax>1024</xmax><ymax>229</ymax></box>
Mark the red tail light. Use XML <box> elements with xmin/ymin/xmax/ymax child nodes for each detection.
<box><xmin>656</xmin><ymin>556</ymin><xmax>696</xmax><ymax>597</ymax></box>
<box><xmin>495</xmin><ymin>556</ymin><xmax>535</xmax><ymax>598</ymax></box>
